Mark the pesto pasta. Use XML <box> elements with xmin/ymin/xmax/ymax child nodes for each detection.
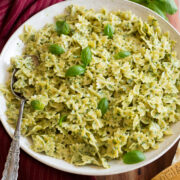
<box><xmin>1</xmin><ymin>5</ymin><xmax>180</xmax><ymax>168</ymax></box>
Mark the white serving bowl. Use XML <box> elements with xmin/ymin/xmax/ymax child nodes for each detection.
<box><xmin>0</xmin><ymin>0</ymin><xmax>180</xmax><ymax>176</ymax></box>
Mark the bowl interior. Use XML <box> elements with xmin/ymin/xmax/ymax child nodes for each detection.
<box><xmin>0</xmin><ymin>0</ymin><xmax>180</xmax><ymax>176</ymax></box>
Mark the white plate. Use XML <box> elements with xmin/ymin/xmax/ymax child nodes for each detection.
<box><xmin>0</xmin><ymin>0</ymin><xmax>180</xmax><ymax>176</ymax></box>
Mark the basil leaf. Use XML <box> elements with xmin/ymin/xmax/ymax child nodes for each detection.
<box><xmin>130</xmin><ymin>0</ymin><xmax>147</xmax><ymax>5</ymax></box>
<box><xmin>154</xmin><ymin>0</ymin><xmax>178</xmax><ymax>15</ymax></box>
<box><xmin>59</xmin><ymin>115</ymin><xmax>67</xmax><ymax>126</ymax></box>
<box><xmin>65</xmin><ymin>65</ymin><xmax>85</xmax><ymax>77</ymax></box>
<box><xmin>104</xmin><ymin>24</ymin><xmax>114</xmax><ymax>38</ymax></box>
<box><xmin>98</xmin><ymin>98</ymin><xmax>109</xmax><ymax>116</ymax></box>
<box><xmin>56</xmin><ymin>21</ymin><xmax>70</xmax><ymax>35</ymax></box>
<box><xmin>114</xmin><ymin>51</ymin><xmax>131</xmax><ymax>59</ymax></box>
<box><xmin>147</xmin><ymin>3</ymin><xmax>168</xmax><ymax>20</ymax></box>
<box><xmin>49</xmin><ymin>44</ymin><xmax>65</xmax><ymax>55</ymax></box>
<box><xmin>81</xmin><ymin>46</ymin><xmax>92</xmax><ymax>66</ymax></box>
<box><xmin>31</xmin><ymin>100</ymin><xmax>44</xmax><ymax>110</ymax></box>
<box><xmin>130</xmin><ymin>0</ymin><xmax>177</xmax><ymax>20</ymax></box>
<box><xmin>123</xmin><ymin>150</ymin><xmax>145</xmax><ymax>164</ymax></box>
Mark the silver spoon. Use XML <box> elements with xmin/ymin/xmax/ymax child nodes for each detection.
<box><xmin>1</xmin><ymin>55</ymin><xmax>39</xmax><ymax>180</ymax></box>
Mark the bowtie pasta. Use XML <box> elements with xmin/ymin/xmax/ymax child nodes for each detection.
<box><xmin>1</xmin><ymin>5</ymin><xmax>180</xmax><ymax>168</ymax></box>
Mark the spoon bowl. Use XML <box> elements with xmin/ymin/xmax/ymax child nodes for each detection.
<box><xmin>10</xmin><ymin>69</ymin><xmax>25</xmax><ymax>100</ymax></box>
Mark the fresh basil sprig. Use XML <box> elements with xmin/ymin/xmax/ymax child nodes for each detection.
<box><xmin>130</xmin><ymin>0</ymin><xmax>178</xmax><ymax>20</ymax></box>
<box><xmin>155</xmin><ymin>0</ymin><xmax>178</xmax><ymax>15</ymax></box>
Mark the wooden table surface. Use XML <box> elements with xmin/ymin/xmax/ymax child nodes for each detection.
<box><xmin>96</xmin><ymin>1</ymin><xmax>180</xmax><ymax>180</ymax></box>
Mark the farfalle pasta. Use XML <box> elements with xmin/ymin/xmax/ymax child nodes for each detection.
<box><xmin>1</xmin><ymin>5</ymin><xmax>180</xmax><ymax>168</ymax></box>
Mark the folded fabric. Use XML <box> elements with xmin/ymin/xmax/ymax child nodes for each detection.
<box><xmin>0</xmin><ymin>0</ymin><xmax>96</xmax><ymax>180</ymax></box>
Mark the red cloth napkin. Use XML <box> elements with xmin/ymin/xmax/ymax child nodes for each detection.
<box><xmin>0</xmin><ymin>1</ymin><xmax>96</xmax><ymax>180</ymax></box>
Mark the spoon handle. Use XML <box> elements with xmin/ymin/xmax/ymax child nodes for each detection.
<box><xmin>1</xmin><ymin>99</ymin><xmax>25</xmax><ymax>180</ymax></box>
